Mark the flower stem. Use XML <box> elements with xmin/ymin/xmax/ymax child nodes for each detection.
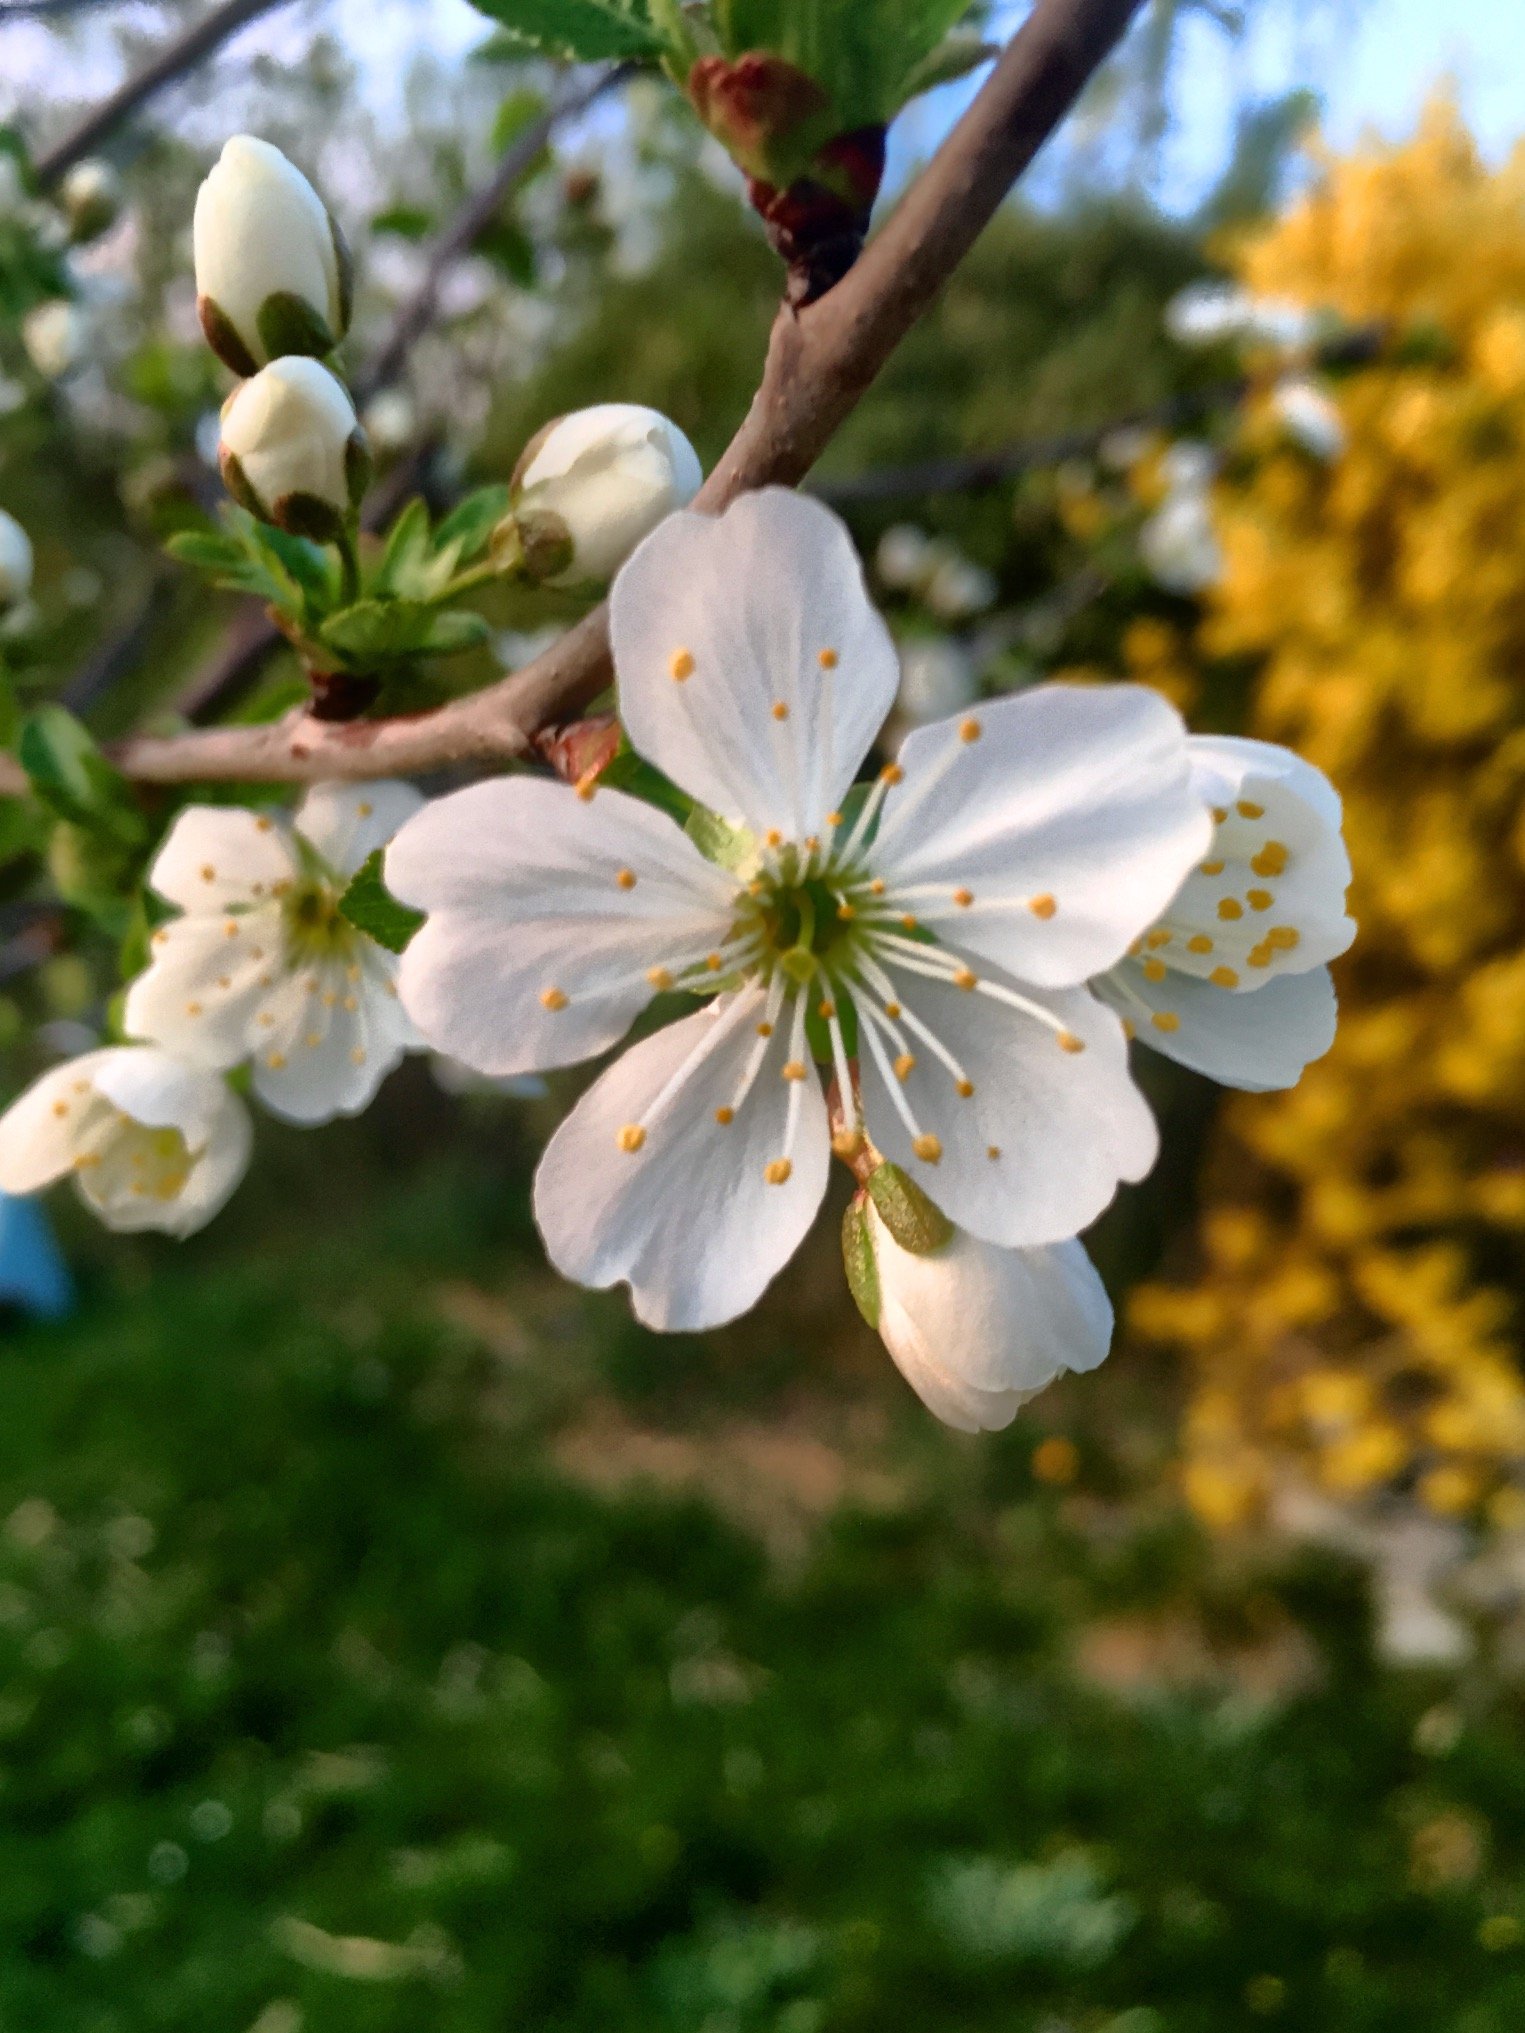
<box><xmin>335</xmin><ymin>525</ymin><xmax>361</xmax><ymax>607</ymax></box>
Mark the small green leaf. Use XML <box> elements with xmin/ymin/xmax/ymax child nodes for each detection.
<box><xmin>338</xmin><ymin>848</ymin><xmax>426</xmax><ymax>954</ymax></box>
<box><xmin>467</xmin><ymin>0</ymin><xmax>665</xmax><ymax>61</ymax></box>
<box><xmin>432</xmin><ymin>484</ymin><xmax>512</xmax><ymax>566</ymax></box>
<box><xmin>254</xmin><ymin>290</ymin><xmax>335</xmax><ymax>361</ymax></box>
<box><xmin>373</xmin><ymin>498</ymin><xmax>435</xmax><ymax>599</ymax></box>
<box><xmin>19</xmin><ymin>706</ymin><xmax>146</xmax><ymax>846</ymax></box>
<box><xmin>491</xmin><ymin>85</ymin><xmax>550</xmax><ymax>154</ymax></box>
<box><xmin>866</xmin><ymin>1162</ymin><xmax>954</xmax><ymax>1256</ymax></box>
<box><xmin>320</xmin><ymin>598</ymin><xmax>489</xmax><ymax>663</ymax></box>
<box><xmin>243</xmin><ymin>517</ymin><xmax>336</xmax><ymax>618</ymax></box>
<box><xmin>370</xmin><ymin>204</ymin><xmax>435</xmax><ymax>240</ymax></box>
<box><xmin>418</xmin><ymin>610</ymin><xmax>491</xmax><ymax>656</ymax></box>
<box><xmin>841</xmin><ymin>1197</ymin><xmax>881</xmax><ymax>1329</ymax></box>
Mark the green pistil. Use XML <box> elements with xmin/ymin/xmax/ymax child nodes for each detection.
<box><xmin>281</xmin><ymin>878</ymin><xmax>357</xmax><ymax>965</ymax></box>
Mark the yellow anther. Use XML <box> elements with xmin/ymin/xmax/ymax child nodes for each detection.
<box><xmin>1247</xmin><ymin>943</ymin><xmax>1273</xmax><ymax>967</ymax></box>
<box><xmin>1237</xmin><ymin>799</ymin><xmax>1264</xmax><ymax>819</ymax></box>
<box><xmin>959</xmin><ymin>717</ymin><xmax>982</xmax><ymax>743</ymax></box>
<box><xmin>258</xmin><ymin>1012</ymin><xmax>274</xmax><ymax>1027</ymax></box>
<box><xmin>357</xmin><ymin>801</ymin><xmax>373</xmax><ymax>818</ymax></box>
<box><xmin>1217</xmin><ymin>897</ymin><xmax>1243</xmax><ymax>921</ymax></box>
<box><xmin>540</xmin><ymin>987</ymin><xmax>568</xmax><ymax>1011</ymax></box>
<box><xmin>1150</xmin><ymin>1011</ymin><xmax>1180</xmax><ymax>1033</ymax></box>
<box><xmin>756</xmin><ymin>1022</ymin><xmax>774</xmax><ymax>1038</ymax></box>
<box><xmin>1200</xmin><ymin>859</ymin><xmax>1225</xmax><ymax>876</ymax></box>
<box><xmin>884</xmin><ymin>1001</ymin><xmax>901</xmax><ymax>1019</ymax></box>
<box><xmin>1187</xmin><ymin>934</ymin><xmax>1213</xmax><ymax>954</ymax></box>
<box><xmin>200</xmin><ymin>864</ymin><xmax>216</xmax><ymax>882</ymax></box>
<box><xmin>343</xmin><ymin>995</ymin><xmax>358</xmax><ymax>1012</ymax></box>
<box><xmin>322</xmin><ymin>989</ymin><xmax>336</xmax><ymax>1006</ymax></box>
<box><xmin>765</xmin><ymin>829</ymin><xmax>783</xmax><ymax>848</ymax></box>
<box><xmin>1029</xmin><ymin>893</ymin><xmax>1057</xmax><ymax>920</ymax></box>
<box><xmin>306</xmin><ymin>1032</ymin><xmax>322</xmax><ymax>1049</ymax></box>
<box><xmin>647</xmin><ymin>966</ymin><xmax>674</xmax><ymax>992</ymax></box>
<box><xmin>837</xmin><ymin>902</ymin><xmax>857</xmax><ymax>921</ymax></box>
<box><xmin>881</xmin><ymin>763</ymin><xmax>904</xmax><ymax>785</ymax></box>
<box><xmin>51</xmin><ymin>1100</ymin><xmax>68</xmax><ymax>1118</ymax></box>
<box><xmin>900</xmin><ymin>913</ymin><xmax>918</xmax><ymax>931</ymax></box>
<box><xmin>256</xmin><ymin>817</ymin><xmax>273</xmax><ymax>832</ymax></box>
<box><xmin>346</xmin><ymin>964</ymin><xmax>360</xmax><ymax>981</ymax></box>
<box><xmin>1210</xmin><ymin>966</ymin><xmax>1239</xmax><ymax>988</ymax></box>
<box><xmin>267</xmin><ymin>1051</ymin><xmax>287</xmax><ymax>1069</ymax></box>
<box><xmin>953</xmin><ymin>887</ymin><xmax>975</xmax><ymax>908</ymax></box>
<box><xmin>617</xmin><ymin>1124</ymin><xmax>647</xmax><ymax>1152</ymax></box>
<box><xmin>705</xmin><ymin>952</ymin><xmax>724</xmax><ymax>971</ymax></box>
<box><xmin>804</xmin><ymin>836</ymin><xmax>820</xmax><ymax>854</ymax></box>
<box><xmin>953</xmin><ymin>967</ymin><xmax>977</xmax><ymax>991</ymax></box>
<box><xmin>832</xmin><ymin>1129</ymin><xmax>864</xmax><ymax>1161</ymax></box>
<box><xmin>575</xmin><ymin>770</ymin><xmax>599</xmax><ymax>801</ymax></box>
<box><xmin>986</xmin><ymin>1144</ymin><xmax>1002</xmax><ymax>1161</ymax></box>
<box><xmin>1058</xmin><ymin>1031</ymin><xmax>1086</xmax><ymax>1054</ymax></box>
<box><xmin>1142</xmin><ymin>958</ymin><xmax>1167</xmax><ymax>983</ymax></box>
<box><xmin>616</xmin><ymin>868</ymin><xmax>637</xmax><ymax>890</ymax></box>
<box><xmin>1146</xmin><ymin>928</ymin><xmax>1172</xmax><ymax>949</ymax></box>
<box><xmin>670</xmin><ymin>648</ymin><xmax>694</xmax><ymax>681</ymax></box>
<box><xmin>782</xmin><ymin>1061</ymin><xmax>808</xmax><ymax>1082</ymax></box>
<box><xmin>893</xmin><ymin>1053</ymin><xmax>916</xmax><ymax>1081</ymax></box>
<box><xmin>225</xmin><ymin>921</ymin><xmax>239</xmax><ymax>939</ymax></box>
<box><xmin>152</xmin><ymin>930</ymin><xmax>168</xmax><ymax>946</ymax></box>
<box><xmin>1268</xmin><ymin>925</ymin><xmax>1301</xmax><ymax>950</ymax></box>
<box><xmin>771</xmin><ymin>701</ymin><xmax>790</xmax><ymax>722</ymax></box>
<box><xmin>956</xmin><ymin>1078</ymin><xmax>975</xmax><ymax>1098</ymax></box>
<box><xmin>1247</xmin><ymin>887</ymin><xmax>1273</xmax><ymax>911</ymax></box>
<box><xmin>764</xmin><ymin>1158</ymin><xmax>793</xmax><ymax>1185</ymax></box>
<box><xmin>827</xmin><ymin>811</ymin><xmax>844</xmax><ymax>828</ymax></box>
<box><xmin>351</xmin><ymin>1048</ymin><xmax>366</xmax><ymax>1067</ymax></box>
<box><xmin>869</xmin><ymin>878</ymin><xmax>886</xmax><ymax>896</ymax></box>
<box><xmin>1252</xmin><ymin>841</ymin><xmax>1289</xmax><ymax>877</ymax></box>
<box><xmin>186</xmin><ymin>1001</ymin><xmax>203</xmax><ymax>1017</ymax></box>
<box><xmin>818</xmin><ymin>647</ymin><xmax>839</xmax><ymax>669</ymax></box>
<box><xmin>1211</xmin><ymin>806</ymin><xmax>1228</xmax><ymax>824</ymax></box>
<box><xmin>714</xmin><ymin>1106</ymin><xmax>735</xmax><ymax>1126</ymax></box>
<box><xmin>912</xmin><ymin>1134</ymin><xmax>943</xmax><ymax>1164</ymax></box>
<box><xmin>818</xmin><ymin>999</ymin><xmax>836</xmax><ymax>1020</ymax></box>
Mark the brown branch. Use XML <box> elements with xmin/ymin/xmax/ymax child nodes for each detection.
<box><xmin>34</xmin><ymin>0</ymin><xmax>298</xmax><ymax>188</ymax></box>
<box><xmin>10</xmin><ymin>0</ymin><xmax>1144</xmax><ymax>794</ymax></box>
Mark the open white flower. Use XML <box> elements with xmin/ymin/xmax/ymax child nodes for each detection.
<box><xmin>125</xmin><ymin>782</ymin><xmax>423</xmax><ymax>1125</ymax></box>
<box><xmin>1165</xmin><ymin>282</ymin><xmax>1317</xmax><ymax>354</ymax></box>
<box><xmin>1271</xmin><ymin>374</ymin><xmax>1346</xmax><ymax>460</ymax></box>
<box><xmin>1140</xmin><ymin>442</ymin><xmax>1222</xmax><ymax>595</ymax></box>
<box><xmin>0</xmin><ymin>1047</ymin><xmax>250</xmax><ymax>1236</ymax></box>
<box><xmin>864</xmin><ymin>1200</ymin><xmax>1112</xmax><ymax>1432</ymax></box>
<box><xmin>388</xmin><ymin>489</ymin><xmax>1212</xmax><ymax>1331</ymax></box>
<box><xmin>508</xmin><ymin>403</ymin><xmax>703</xmax><ymax>587</ymax></box>
<box><xmin>1094</xmin><ymin>734</ymin><xmax>1354</xmax><ymax>1089</ymax></box>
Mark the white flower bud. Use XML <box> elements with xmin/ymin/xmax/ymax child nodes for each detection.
<box><xmin>218</xmin><ymin>357</ymin><xmax>368</xmax><ymax>540</ymax></box>
<box><xmin>21</xmin><ymin>299</ymin><xmax>87</xmax><ymax>380</ymax></box>
<box><xmin>510</xmin><ymin>403</ymin><xmax>702</xmax><ymax>587</ymax></box>
<box><xmin>58</xmin><ymin>158</ymin><xmax>123</xmax><ymax>242</ymax></box>
<box><xmin>0</xmin><ymin>509</ymin><xmax>33</xmax><ymax>610</ymax></box>
<box><xmin>875</xmin><ymin>522</ymin><xmax>934</xmax><ymax>591</ymax></box>
<box><xmin>193</xmin><ymin>135</ymin><xmax>350</xmax><ymax>375</ymax></box>
<box><xmin>864</xmin><ymin>1202</ymin><xmax>1113</xmax><ymax>1433</ymax></box>
<box><xmin>0</xmin><ymin>1047</ymin><xmax>251</xmax><ymax>1238</ymax></box>
<box><xmin>895</xmin><ymin>636</ymin><xmax>978</xmax><ymax>726</ymax></box>
<box><xmin>924</xmin><ymin>551</ymin><xmax>997</xmax><ymax>622</ymax></box>
<box><xmin>1272</xmin><ymin>374</ymin><xmax>1346</xmax><ymax>460</ymax></box>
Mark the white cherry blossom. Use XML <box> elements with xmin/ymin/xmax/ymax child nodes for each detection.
<box><xmin>1094</xmin><ymin>734</ymin><xmax>1354</xmax><ymax>1089</ymax></box>
<box><xmin>0</xmin><ymin>1047</ymin><xmax>250</xmax><ymax>1236</ymax></box>
<box><xmin>125</xmin><ymin>782</ymin><xmax>423</xmax><ymax>1124</ymax></box>
<box><xmin>387</xmin><ymin>489</ymin><xmax>1213</xmax><ymax>1331</ymax></box>
<box><xmin>866</xmin><ymin>1202</ymin><xmax>1112</xmax><ymax>1433</ymax></box>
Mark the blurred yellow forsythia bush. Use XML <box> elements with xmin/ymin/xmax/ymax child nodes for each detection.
<box><xmin>1132</xmin><ymin>106</ymin><xmax>1525</xmax><ymax>1531</ymax></box>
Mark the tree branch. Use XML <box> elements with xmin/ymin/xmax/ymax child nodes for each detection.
<box><xmin>19</xmin><ymin>0</ymin><xmax>1146</xmax><ymax>791</ymax></box>
<box><xmin>34</xmin><ymin>0</ymin><xmax>297</xmax><ymax>188</ymax></box>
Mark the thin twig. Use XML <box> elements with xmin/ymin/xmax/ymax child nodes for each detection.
<box><xmin>34</xmin><ymin>0</ymin><xmax>297</xmax><ymax>188</ymax></box>
<box><xmin>7</xmin><ymin>0</ymin><xmax>1145</xmax><ymax>793</ymax></box>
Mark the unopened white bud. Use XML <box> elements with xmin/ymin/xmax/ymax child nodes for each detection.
<box><xmin>875</xmin><ymin>522</ymin><xmax>934</xmax><ymax>591</ymax></box>
<box><xmin>0</xmin><ymin>508</ymin><xmax>33</xmax><ymax>610</ymax></box>
<box><xmin>21</xmin><ymin>298</ymin><xmax>87</xmax><ymax>380</ymax></box>
<box><xmin>193</xmin><ymin>135</ymin><xmax>350</xmax><ymax>375</ymax></box>
<box><xmin>895</xmin><ymin>636</ymin><xmax>978</xmax><ymax>726</ymax></box>
<box><xmin>1272</xmin><ymin>374</ymin><xmax>1346</xmax><ymax>460</ymax></box>
<box><xmin>510</xmin><ymin>403</ymin><xmax>702</xmax><ymax>587</ymax></box>
<box><xmin>864</xmin><ymin>1202</ymin><xmax>1113</xmax><ymax>1433</ymax></box>
<box><xmin>58</xmin><ymin>158</ymin><xmax>123</xmax><ymax>241</ymax></box>
<box><xmin>219</xmin><ymin>357</ymin><xmax>368</xmax><ymax>540</ymax></box>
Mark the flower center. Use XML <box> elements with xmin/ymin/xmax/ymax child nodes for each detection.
<box><xmin>281</xmin><ymin>878</ymin><xmax>356</xmax><ymax>965</ymax></box>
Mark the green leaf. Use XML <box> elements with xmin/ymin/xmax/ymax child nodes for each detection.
<box><xmin>338</xmin><ymin>848</ymin><xmax>426</xmax><ymax>954</ymax></box>
<box><xmin>373</xmin><ymin>499</ymin><xmax>435</xmax><ymax>600</ymax></box>
<box><xmin>166</xmin><ymin>528</ymin><xmax>291</xmax><ymax>606</ymax></box>
<box><xmin>431</xmin><ymin>485</ymin><xmax>512</xmax><ymax>566</ymax></box>
<box><xmin>719</xmin><ymin>0</ymin><xmax>974</xmax><ymax>126</ymax></box>
<box><xmin>841</xmin><ymin>1197</ymin><xmax>881</xmax><ymax>1329</ymax></box>
<box><xmin>242</xmin><ymin>517</ymin><xmax>336</xmax><ymax>619</ymax></box>
<box><xmin>370</xmin><ymin>204</ymin><xmax>435</xmax><ymax>240</ymax></box>
<box><xmin>19</xmin><ymin>706</ymin><xmax>146</xmax><ymax>847</ymax></box>
<box><xmin>467</xmin><ymin>0</ymin><xmax>665</xmax><ymax>62</ymax></box>
<box><xmin>319</xmin><ymin>598</ymin><xmax>489</xmax><ymax>663</ymax></box>
<box><xmin>491</xmin><ymin>85</ymin><xmax>551</xmax><ymax>154</ymax></box>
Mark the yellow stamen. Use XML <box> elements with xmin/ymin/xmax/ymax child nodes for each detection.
<box><xmin>953</xmin><ymin>967</ymin><xmax>977</xmax><ymax>991</ymax></box>
<box><xmin>893</xmin><ymin>1053</ymin><xmax>916</xmax><ymax>1081</ymax></box>
<box><xmin>1058</xmin><ymin>1031</ymin><xmax>1085</xmax><ymax>1054</ymax></box>
<box><xmin>959</xmin><ymin>718</ymin><xmax>982</xmax><ymax>743</ymax></box>
<box><xmin>1210</xmin><ymin>966</ymin><xmax>1239</xmax><ymax>988</ymax></box>
<box><xmin>617</xmin><ymin>1124</ymin><xmax>646</xmax><ymax>1152</ymax></box>
<box><xmin>1142</xmin><ymin>958</ymin><xmax>1167</xmax><ymax>983</ymax></box>
<box><xmin>1246</xmin><ymin>887</ymin><xmax>1273</xmax><ymax>911</ymax></box>
<box><xmin>1268</xmin><ymin>925</ymin><xmax>1300</xmax><ymax>950</ymax></box>
<box><xmin>953</xmin><ymin>887</ymin><xmax>975</xmax><ymax>908</ymax></box>
<box><xmin>771</xmin><ymin>702</ymin><xmax>790</xmax><ymax>722</ymax></box>
<box><xmin>1151</xmin><ymin>1011</ymin><xmax>1180</xmax><ymax>1033</ymax></box>
<box><xmin>669</xmin><ymin>648</ymin><xmax>694</xmax><ymax>681</ymax></box>
<box><xmin>1200</xmin><ymin>859</ymin><xmax>1225</xmax><ymax>876</ymax></box>
<box><xmin>1237</xmin><ymin>799</ymin><xmax>1264</xmax><ymax>819</ymax></box>
<box><xmin>1252</xmin><ymin>841</ymin><xmax>1289</xmax><ymax>877</ymax></box>
<box><xmin>764</xmin><ymin>1158</ymin><xmax>793</xmax><ymax>1185</ymax></box>
<box><xmin>881</xmin><ymin>763</ymin><xmax>904</xmax><ymax>785</ymax></box>
<box><xmin>714</xmin><ymin>1107</ymin><xmax>735</xmax><ymax>1126</ymax></box>
<box><xmin>1217</xmin><ymin>897</ymin><xmax>1243</xmax><ymax>921</ymax></box>
<box><xmin>956</xmin><ymin>1078</ymin><xmax>975</xmax><ymax>1098</ymax></box>
<box><xmin>782</xmin><ymin>1061</ymin><xmax>808</xmax><ymax>1082</ymax></box>
<box><xmin>819</xmin><ymin>647</ymin><xmax>839</xmax><ymax>669</ymax></box>
<box><xmin>1146</xmin><ymin>928</ymin><xmax>1172</xmax><ymax>949</ymax></box>
<box><xmin>540</xmin><ymin>987</ymin><xmax>568</xmax><ymax>1011</ymax></box>
<box><xmin>1187</xmin><ymin>934</ymin><xmax>1213</xmax><ymax>954</ymax></box>
<box><xmin>912</xmin><ymin>1134</ymin><xmax>942</xmax><ymax>1164</ymax></box>
<box><xmin>616</xmin><ymin>868</ymin><xmax>637</xmax><ymax>891</ymax></box>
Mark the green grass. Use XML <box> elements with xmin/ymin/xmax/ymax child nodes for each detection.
<box><xmin>2</xmin><ymin>1133</ymin><xmax>1524</xmax><ymax>2031</ymax></box>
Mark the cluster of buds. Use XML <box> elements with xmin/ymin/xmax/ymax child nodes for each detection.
<box><xmin>195</xmin><ymin>137</ymin><xmax>367</xmax><ymax>541</ymax></box>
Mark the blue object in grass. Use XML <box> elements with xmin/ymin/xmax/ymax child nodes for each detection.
<box><xmin>0</xmin><ymin>1191</ymin><xmax>73</xmax><ymax>1320</ymax></box>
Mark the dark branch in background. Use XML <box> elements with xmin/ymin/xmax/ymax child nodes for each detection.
<box><xmin>34</xmin><ymin>0</ymin><xmax>297</xmax><ymax>187</ymax></box>
<box><xmin>7</xmin><ymin>0</ymin><xmax>1146</xmax><ymax>791</ymax></box>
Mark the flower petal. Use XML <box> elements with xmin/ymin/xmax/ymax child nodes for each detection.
<box><xmin>388</xmin><ymin>778</ymin><xmax>737</xmax><ymax>1077</ymax></box>
<box><xmin>869</xmin><ymin>684</ymin><xmax>1212</xmax><ymax>989</ymax></box>
<box><xmin>857</xmin><ymin>967</ymin><xmax>1157</xmax><ymax>1247</ymax></box>
<box><xmin>0</xmin><ymin>1050</ymin><xmax>117</xmax><ymax>1193</ymax></box>
<box><xmin>123</xmin><ymin>903</ymin><xmax>286</xmax><ymax>1068</ymax></box>
<box><xmin>146</xmin><ymin>805</ymin><xmax>297</xmax><ymax>913</ymax></box>
<box><xmin>533</xmin><ymin>987</ymin><xmax>829</xmax><ymax>1331</ymax></box>
<box><xmin>610</xmin><ymin>488</ymin><xmax>899</xmax><ymax>838</ymax></box>
<box><xmin>869</xmin><ymin>1208</ymin><xmax>1112</xmax><ymax>1431</ymax></box>
<box><xmin>295</xmin><ymin>780</ymin><xmax>426</xmax><ymax>880</ymax></box>
<box><xmin>92</xmin><ymin>1046</ymin><xmax>234</xmax><ymax>1146</ymax></box>
<box><xmin>250</xmin><ymin>951</ymin><xmax>412</xmax><ymax>1124</ymax></box>
<box><xmin>1155</xmin><ymin>734</ymin><xmax>1354</xmax><ymax>979</ymax></box>
<box><xmin>1098</xmin><ymin>960</ymin><xmax>1338</xmax><ymax>1091</ymax></box>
